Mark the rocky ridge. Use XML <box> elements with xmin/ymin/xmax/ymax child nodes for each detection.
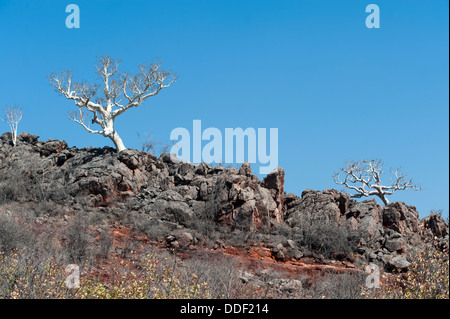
<box><xmin>0</xmin><ymin>131</ymin><xmax>448</xmax><ymax>276</ymax></box>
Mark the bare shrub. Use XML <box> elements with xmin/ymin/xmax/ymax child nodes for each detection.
<box><xmin>0</xmin><ymin>161</ymin><xmax>28</xmax><ymax>204</ymax></box>
<box><xmin>97</xmin><ymin>229</ymin><xmax>113</xmax><ymax>259</ymax></box>
<box><xmin>182</xmin><ymin>254</ymin><xmax>256</xmax><ymax>299</ymax></box>
<box><xmin>0</xmin><ymin>159</ymin><xmax>63</xmax><ymax>206</ymax></box>
<box><xmin>0</xmin><ymin>251</ymin><xmax>77</xmax><ymax>299</ymax></box>
<box><xmin>120</xmin><ymin>238</ymin><xmax>141</xmax><ymax>259</ymax></box>
<box><xmin>62</xmin><ymin>214</ymin><xmax>94</xmax><ymax>263</ymax></box>
<box><xmin>294</xmin><ymin>215</ymin><xmax>355</xmax><ymax>260</ymax></box>
<box><xmin>271</xmin><ymin>222</ymin><xmax>293</xmax><ymax>239</ymax></box>
<box><xmin>137</xmin><ymin>131</ymin><xmax>175</xmax><ymax>156</ymax></box>
<box><xmin>0</xmin><ymin>213</ymin><xmax>34</xmax><ymax>254</ymax></box>
<box><xmin>304</xmin><ymin>271</ymin><xmax>366</xmax><ymax>299</ymax></box>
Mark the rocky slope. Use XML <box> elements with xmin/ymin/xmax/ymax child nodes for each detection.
<box><xmin>0</xmin><ymin>132</ymin><xmax>448</xmax><ymax>282</ymax></box>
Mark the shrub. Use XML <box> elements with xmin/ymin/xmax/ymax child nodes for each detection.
<box><xmin>0</xmin><ymin>161</ymin><xmax>28</xmax><ymax>203</ymax></box>
<box><xmin>293</xmin><ymin>215</ymin><xmax>354</xmax><ymax>260</ymax></box>
<box><xmin>0</xmin><ymin>251</ymin><xmax>76</xmax><ymax>299</ymax></box>
<box><xmin>364</xmin><ymin>238</ymin><xmax>449</xmax><ymax>299</ymax></box>
<box><xmin>0</xmin><ymin>213</ymin><xmax>33</xmax><ymax>254</ymax></box>
<box><xmin>304</xmin><ymin>271</ymin><xmax>366</xmax><ymax>299</ymax></box>
<box><xmin>97</xmin><ymin>230</ymin><xmax>113</xmax><ymax>259</ymax></box>
<box><xmin>183</xmin><ymin>254</ymin><xmax>255</xmax><ymax>298</ymax></box>
<box><xmin>62</xmin><ymin>214</ymin><xmax>94</xmax><ymax>263</ymax></box>
<box><xmin>78</xmin><ymin>251</ymin><xmax>210</xmax><ymax>299</ymax></box>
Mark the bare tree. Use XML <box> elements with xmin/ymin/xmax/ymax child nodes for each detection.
<box><xmin>1</xmin><ymin>105</ymin><xmax>23</xmax><ymax>147</ymax></box>
<box><xmin>49</xmin><ymin>56</ymin><xmax>176</xmax><ymax>152</ymax></box>
<box><xmin>333</xmin><ymin>159</ymin><xmax>421</xmax><ymax>205</ymax></box>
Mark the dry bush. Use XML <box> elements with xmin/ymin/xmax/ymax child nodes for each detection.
<box><xmin>62</xmin><ymin>214</ymin><xmax>94</xmax><ymax>264</ymax></box>
<box><xmin>293</xmin><ymin>215</ymin><xmax>355</xmax><ymax>260</ymax></box>
<box><xmin>0</xmin><ymin>158</ymin><xmax>65</xmax><ymax>206</ymax></box>
<box><xmin>365</xmin><ymin>238</ymin><xmax>449</xmax><ymax>299</ymax></box>
<box><xmin>183</xmin><ymin>254</ymin><xmax>255</xmax><ymax>299</ymax></box>
<box><xmin>97</xmin><ymin>229</ymin><xmax>113</xmax><ymax>259</ymax></box>
<box><xmin>0</xmin><ymin>251</ymin><xmax>77</xmax><ymax>299</ymax></box>
<box><xmin>77</xmin><ymin>250</ymin><xmax>210</xmax><ymax>299</ymax></box>
<box><xmin>302</xmin><ymin>271</ymin><xmax>366</xmax><ymax>299</ymax></box>
<box><xmin>0</xmin><ymin>161</ymin><xmax>28</xmax><ymax>204</ymax></box>
<box><xmin>0</xmin><ymin>213</ymin><xmax>34</xmax><ymax>254</ymax></box>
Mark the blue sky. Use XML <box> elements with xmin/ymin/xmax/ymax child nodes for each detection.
<box><xmin>0</xmin><ymin>0</ymin><xmax>448</xmax><ymax>218</ymax></box>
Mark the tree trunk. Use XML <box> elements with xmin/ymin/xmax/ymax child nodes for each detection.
<box><xmin>377</xmin><ymin>193</ymin><xmax>389</xmax><ymax>205</ymax></box>
<box><xmin>110</xmin><ymin>132</ymin><xmax>126</xmax><ymax>152</ymax></box>
<box><xmin>11</xmin><ymin>132</ymin><xmax>17</xmax><ymax>147</ymax></box>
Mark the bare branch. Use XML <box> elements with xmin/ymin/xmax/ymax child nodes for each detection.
<box><xmin>68</xmin><ymin>109</ymin><xmax>102</xmax><ymax>135</ymax></box>
<box><xmin>112</xmin><ymin>62</ymin><xmax>177</xmax><ymax>118</ymax></box>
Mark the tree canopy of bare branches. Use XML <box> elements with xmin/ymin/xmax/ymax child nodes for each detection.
<box><xmin>49</xmin><ymin>56</ymin><xmax>177</xmax><ymax>152</ymax></box>
<box><xmin>333</xmin><ymin>159</ymin><xmax>421</xmax><ymax>205</ymax></box>
<box><xmin>1</xmin><ymin>105</ymin><xmax>23</xmax><ymax>147</ymax></box>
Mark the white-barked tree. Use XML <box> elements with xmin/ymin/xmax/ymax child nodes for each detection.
<box><xmin>1</xmin><ymin>105</ymin><xmax>23</xmax><ymax>147</ymax></box>
<box><xmin>333</xmin><ymin>159</ymin><xmax>421</xmax><ymax>205</ymax></box>
<box><xmin>49</xmin><ymin>56</ymin><xmax>176</xmax><ymax>152</ymax></box>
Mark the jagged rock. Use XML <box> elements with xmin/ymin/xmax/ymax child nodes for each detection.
<box><xmin>382</xmin><ymin>202</ymin><xmax>419</xmax><ymax>235</ymax></box>
<box><xmin>195</xmin><ymin>162</ymin><xmax>210</xmax><ymax>176</ymax></box>
<box><xmin>0</xmin><ymin>132</ymin><xmax>13</xmax><ymax>146</ymax></box>
<box><xmin>238</xmin><ymin>161</ymin><xmax>253</xmax><ymax>177</ymax></box>
<box><xmin>40</xmin><ymin>140</ymin><xmax>68</xmax><ymax>156</ymax></box>
<box><xmin>422</xmin><ymin>213</ymin><xmax>448</xmax><ymax>238</ymax></box>
<box><xmin>347</xmin><ymin>199</ymin><xmax>383</xmax><ymax>244</ymax></box>
<box><xmin>323</xmin><ymin>189</ymin><xmax>352</xmax><ymax>215</ymax></box>
<box><xmin>262</xmin><ymin>168</ymin><xmax>285</xmax><ymax>222</ymax></box>
<box><xmin>285</xmin><ymin>189</ymin><xmax>342</xmax><ymax>228</ymax></box>
<box><xmin>144</xmin><ymin>190</ymin><xmax>195</xmax><ymax>225</ymax></box>
<box><xmin>283</xmin><ymin>193</ymin><xmax>300</xmax><ymax>211</ymax></box>
<box><xmin>160</xmin><ymin>152</ymin><xmax>182</xmax><ymax>165</ymax></box>
<box><xmin>18</xmin><ymin>132</ymin><xmax>39</xmax><ymax>145</ymax></box>
<box><xmin>119</xmin><ymin>149</ymin><xmax>156</xmax><ymax>170</ymax></box>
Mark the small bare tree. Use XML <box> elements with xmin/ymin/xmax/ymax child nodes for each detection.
<box><xmin>333</xmin><ymin>159</ymin><xmax>421</xmax><ymax>205</ymax></box>
<box><xmin>49</xmin><ymin>56</ymin><xmax>176</xmax><ymax>152</ymax></box>
<box><xmin>1</xmin><ymin>105</ymin><xmax>23</xmax><ymax>147</ymax></box>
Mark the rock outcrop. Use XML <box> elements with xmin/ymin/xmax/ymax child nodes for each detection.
<box><xmin>0</xmin><ymin>132</ymin><xmax>448</xmax><ymax>272</ymax></box>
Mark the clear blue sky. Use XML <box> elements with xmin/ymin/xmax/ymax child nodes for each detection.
<box><xmin>0</xmin><ymin>0</ymin><xmax>448</xmax><ymax>218</ymax></box>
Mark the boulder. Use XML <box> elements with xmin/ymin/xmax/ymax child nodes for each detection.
<box><xmin>422</xmin><ymin>213</ymin><xmax>448</xmax><ymax>238</ymax></box>
<box><xmin>40</xmin><ymin>140</ymin><xmax>68</xmax><ymax>156</ymax></box>
<box><xmin>387</xmin><ymin>255</ymin><xmax>410</xmax><ymax>271</ymax></box>
<box><xmin>18</xmin><ymin>132</ymin><xmax>39</xmax><ymax>145</ymax></box>
<box><xmin>384</xmin><ymin>236</ymin><xmax>407</xmax><ymax>253</ymax></box>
